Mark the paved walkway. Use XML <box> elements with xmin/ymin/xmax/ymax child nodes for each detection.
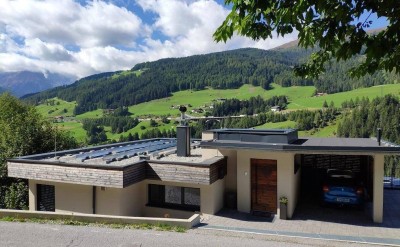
<box><xmin>198</xmin><ymin>189</ymin><xmax>400</xmax><ymax>246</ymax></box>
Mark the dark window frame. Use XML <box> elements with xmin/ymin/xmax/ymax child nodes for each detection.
<box><xmin>37</xmin><ymin>184</ymin><xmax>55</xmax><ymax>212</ymax></box>
<box><xmin>147</xmin><ymin>184</ymin><xmax>200</xmax><ymax>211</ymax></box>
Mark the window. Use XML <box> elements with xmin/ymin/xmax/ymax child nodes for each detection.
<box><xmin>37</xmin><ymin>184</ymin><xmax>55</xmax><ymax>212</ymax></box>
<box><xmin>148</xmin><ymin>184</ymin><xmax>200</xmax><ymax>211</ymax></box>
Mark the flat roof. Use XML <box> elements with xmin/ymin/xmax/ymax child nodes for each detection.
<box><xmin>11</xmin><ymin>138</ymin><xmax>206</xmax><ymax>167</ymax></box>
<box><xmin>201</xmin><ymin>129</ymin><xmax>400</xmax><ymax>154</ymax></box>
<box><xmin>301</xmin><ymin>137</ymin><xmax>382</xmax><ymax>147</ymax></box>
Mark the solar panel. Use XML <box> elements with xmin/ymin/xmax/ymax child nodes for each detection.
<box><xmin>75</xmin><ymin>153</ymin><xmax>89</xmax><ymax>162</ymax></box>
<box><xmin>102</xmin><ymin>140</ymin><xmax>177</xmax><ymax>164</ymax></box>
<box><xmin>88</xmin><ymin>150</ymin><xmax>112</xmax><ymax>159</ymax></box>
<box><xmin>111</xmin><ymin>140</ymin><xmax>165</xmax><ymax>153</ymax></box>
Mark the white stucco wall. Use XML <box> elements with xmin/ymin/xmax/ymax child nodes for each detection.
<box><xmin>373</xmin><ymin>154</ymin><xmax>384</xmax><ymax>223</ymax></box>
<box><xmin>236</xmin><ymin>150</ymin><xmax>297</xmax><ymax>218</ymax></box>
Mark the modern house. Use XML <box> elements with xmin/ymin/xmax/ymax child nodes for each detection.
<box><xmin>7</xmin><ymin>128</ymin><xmax>400</xmax><ymax>223</ymax></box>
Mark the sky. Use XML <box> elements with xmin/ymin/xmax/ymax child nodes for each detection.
<box><xmin>0</xmin><ymin>0</ymin><xmax>389</xmax><ymax>80</ymax></box>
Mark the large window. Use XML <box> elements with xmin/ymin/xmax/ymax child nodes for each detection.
<box><xmin>148</xmin><ymin>184</ymin><xmax>200</xmax><ymax>211</ymax></box>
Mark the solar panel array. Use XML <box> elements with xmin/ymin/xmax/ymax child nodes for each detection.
<box><xmin>73</xmin><ymin>140</ymin><xmax>177</xmax><ymax>163</ymax></box>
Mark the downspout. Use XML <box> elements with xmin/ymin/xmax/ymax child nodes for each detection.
<box><xmin>92</xmin><ymin>186</ymin><xmax>96</xmax><ymax>214</ymax></box>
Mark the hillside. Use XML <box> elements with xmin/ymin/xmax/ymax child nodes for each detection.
<box><xmin>0</xmin><ymin>71</ymin><xmax>74</xmax><ymax>97</ymax></box>
<box><xmin>37</xmin><ymin>83</ymin><xmax>400</xmax><ymax>144</ymax></box>
<box><xmin>24</xmin><ymin>46</ymin><xmax>399</xmax><ymax>115</ymax></box>
<box><xmin>24</xmin><ymin>48</ymin><xmax>310</xmax><ymax>114</ymax></box>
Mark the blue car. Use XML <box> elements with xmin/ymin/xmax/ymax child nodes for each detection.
<box><xmin>322</xmin><ymin>169</ymin><xmax>365</xmax><ymax>208</ymax></box>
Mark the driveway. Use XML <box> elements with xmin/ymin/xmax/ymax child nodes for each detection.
<box><xmin>199</xmin><ymin>189</ymin><xmax>400</xmax><ymax>246</ymax></box>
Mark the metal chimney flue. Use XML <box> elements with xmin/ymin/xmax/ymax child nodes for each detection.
<box><xmin>377</xmin><ymin>128</ymin><xmax>382</xmax><ymax>146</ymax></box>
<box><xmin>177</xmin><ymin>105</ymin><xmax>190</xmax><ymax>157</ymax></box>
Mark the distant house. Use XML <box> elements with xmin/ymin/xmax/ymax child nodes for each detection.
<box><xmin>103</xmin><ymin>108</ymin><xmax>116</xmax><ymax>115</ymax></box>
<box><xmin>53</xmin><ymin>116</ymin><xmax>64</xmax><ymax>123</ymax></box>
<box><xmin>191</xmin><ymin>108</ymin><xmax>204</xmax><ymax>114</ymax></box>
<box><xmin>315</xmin><ymin>92</ymin><xmax>327</xmax><ymax>97</ymax></box>
<box><xmin>271</xmin><ymin>106</ymin><xmax>281</xmax><ymax>112</ymax></box>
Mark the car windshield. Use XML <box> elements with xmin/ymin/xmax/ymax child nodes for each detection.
<box><xmin>328</xmin><ymin>170</ymin><xmax>353</xmax><ymax>178</ymax></box>
<box><xmin>327</xmin><ymin>170</ymin><xmax>355</xmax><ymax>186</ymax></box>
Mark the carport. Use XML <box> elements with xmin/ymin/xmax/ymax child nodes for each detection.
<box><xmin>296</xmin><ymin>154</ymin><xmax>374</xmax><ymax>219</ymax></box>
<box><xmin>201</xmin><ymin>129</ymin><xmax>400</xmax><ymax>224</ymax></box>
<box><xmin>291</xmin><ymin>136</ymin><xmax>389</xmax><ymax>223</ymax></box>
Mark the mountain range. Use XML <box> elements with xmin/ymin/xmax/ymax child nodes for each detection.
<box><xmin>21</xmin><ymin>44</ymin><xmax>400</xmax><ymax>114</ymax></box>
<box><xmin>0</xmin><ymin>71</ymin><xmax>74</xmax><ymax>97</ymax></box>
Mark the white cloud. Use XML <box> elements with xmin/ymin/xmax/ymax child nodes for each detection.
<box><xmin>76</xmin><ymin>46</ymin><xmax>143</xmax><ymax>73</ymax></box>
<box><xmin>23</xmin><ymin>39</ymin><xmax>74</xmax><ymax>61</ymax></box>
<box><xmin>138</xmin><ymin>0</ymin><xmax>298</xmax><ymax>59</ymax></box>
<box><xmin>0</xmin><ymin>33</ymin><xmax>20</xmax><ymax>53</ymax></box>
<box><xmin>0</xmin><ymin>0</ymin><xmax>298</xmax><ymax>79</ymax></box>
<box><xmin>0</xmin><ymin>0</ymin><xmax>144</xmax><ymax>47</ymax></box>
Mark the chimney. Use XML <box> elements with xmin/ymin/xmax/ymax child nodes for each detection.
<box><xmin>377</xmin><ymin>128</ymin><xmax>382</xmax><ymax>146</ymax></box>
<box><xmin>177</xmin><ymin>105</ymin><xmax>190</xmax><ymax>157</ymax></box>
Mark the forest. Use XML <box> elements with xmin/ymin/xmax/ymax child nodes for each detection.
<box><xmin>211</xmin><ymin>95</ymin><xmax>288</xmax><ymax>116</ymax></box>
<box><xmin>23</xmin><ymin>47</ymin><xmax>399</xmax><ymax>115</ymax></box>
<box><xmin>337</xmin><ymin>95</ymin><xmax>400</xmax><ymax>143</ymax></box>
<box><xmin>337</xmin><ymin>95</ymin><xmax>400</xmax><ymax>177</ymax></box>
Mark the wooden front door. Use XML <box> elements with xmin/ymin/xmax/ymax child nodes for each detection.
<box><xmin>251</xmin><ymin>159</ymin><xmax>277</xmax><ymax>214</ymax></box>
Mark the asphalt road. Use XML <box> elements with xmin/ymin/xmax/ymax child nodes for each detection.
<box><xmin>0</xmin><ymin>221</ymin><xmax>373</xmax><ymax>247</ymax></box>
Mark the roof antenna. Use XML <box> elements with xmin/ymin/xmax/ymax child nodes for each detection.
<box><xmin>377</xmin><ymin>128</ymin><xmax>382</xmax><ymax>146</ymax></box>
<box><xmin>54</xmin><ymin>128</ymin><xmax>57</xmax><ymax>158</ymax></box>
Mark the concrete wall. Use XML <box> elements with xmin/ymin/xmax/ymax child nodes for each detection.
<box><xmin>96</xmin><ymin>183</ymin><xmax>144</xmax><ymax>217</ymax></box>
<box><xmin>201</xmin><ymin>178</ymin><xmax>225</xmax><ymax>214</ymax></box>
<box><xmin>56</xmin><ymin>183</ymin><xmax>92</xmax><ymax>214</ymax></box>
<box><xmin>373</xmin><ymin>154</ymin><xmax>384</xmax><ymax>223</ymax></box>
<box><xmin>142</xmin><ymin>179</ymin><xmax>225</xmax><ymax>217</ymax></box>
<box><xmin>29</xmin><ymin>180</ymin><xmax>92</xmax><ymax>214</ymax></box>
<box><xmin>96</xmin><ymin>187</ymin><xmax>121</xmax><ymax>216</ymax></box>
<box><xmin>29</xmin><ymin>180</ymin><xmax>145</xmax><ymax>217</ymax></box>
<box><xmin>120</xmin><ymin>182</ymin><xmax>145</xmax><ymax>216</ymax></box>
<box><xmin>218</xmin><ymin>149</ymin><xmax>237</xmax><ymax>193</ymax></box>
<box><xmin>201</xmin><ymin>132</ymin><xmax>222</xmax><ymax>160</ymax></box>
<box><xmin>0</xmin><ymin>209</ymin><xmax>201</xmax><ymax>229</ymax></box>
<box><xmin>201</xmin><ymin>132</ymin><xmax>214</xmax><ymax>141</ymax></box>
<box><xmin>28</xmin><ymin>180</ymin><xmax>37</xmax><ymax>211</ymax></box>
<box><xmin>236</xmin><ymin>150</ymin><xmax>297</xmax><ymax>218</ymax></box>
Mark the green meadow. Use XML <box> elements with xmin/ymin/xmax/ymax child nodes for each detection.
<box><xmin>288</xmin><ymin>84</ymin><xmax>400</xmax><ymax>110</ymax></box>
<box><xmin>53</xmin><ymin>121</ymin><xmax>86</xmax><ymax>143</ymax></box>
<box><xmin>128</xmin><ymin>84</ymin><xmax>316</xmax><ymax>117</ymax></box>
<box><xmin>36</xmin><ymin>98</ymin><xmax>76</xmax><ymax>117</ymax></box>
<box><xmin>36</xmin><ymin>83</ymin><xmax>400</xmax><ymax>141</ymax></box>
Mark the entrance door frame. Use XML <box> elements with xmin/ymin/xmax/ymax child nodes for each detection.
<box><xmin>250</xmin><ymin>158</ymin><xmax>277</xmax><ymax>214</ymax></box>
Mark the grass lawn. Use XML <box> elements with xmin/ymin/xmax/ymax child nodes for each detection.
<box><xmin>36</xmin><ymin>98</ymin><xmax>76</xmax><ymax>118</ymax></box>
<box><xmin>299</xmin><ymin>124</ymin><xmax>338</xmax><ymax>137</ymax></box>
<box><xmin>75</xmin><ymin>109</ymin><xmax>104</xmax><ymax>119</ymax></box>
<box><xmin>105</xmin><ymin>120</ymin><xmax>177</xmax><ymax>141</ymax></box>
<box><xmin>255</xmin><ymin>120</ymin><xmax>297</xmax><ymax>129</ymax></box>
<box><xmin>54</xmin><ymin>121</ymin><xmax>86</xmax><ymax>143</ymax></box>
<box><xmin>35</xmin><ymin>83</ymin><xmax>400</xmax><ymax>143</ymax></box>
<box><xmin>255</xmin><ymin>118</ymin><xmax>340</xmax><ymax>138</ymax></box>
<box><xmin>128</xmin><ymin>84</ymin><xmax>316</xmax><ymax>117</ymax></box>
<box><xmin>289</xmin><ymin>83</ymin><xmax>400</xmax><ymax>110</ymax></box>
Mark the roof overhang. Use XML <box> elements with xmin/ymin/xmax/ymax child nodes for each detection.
<box><xmin>200</xmin><ymin>140</ymin><xmax>400</xmax><ymax>155</ymax></box>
